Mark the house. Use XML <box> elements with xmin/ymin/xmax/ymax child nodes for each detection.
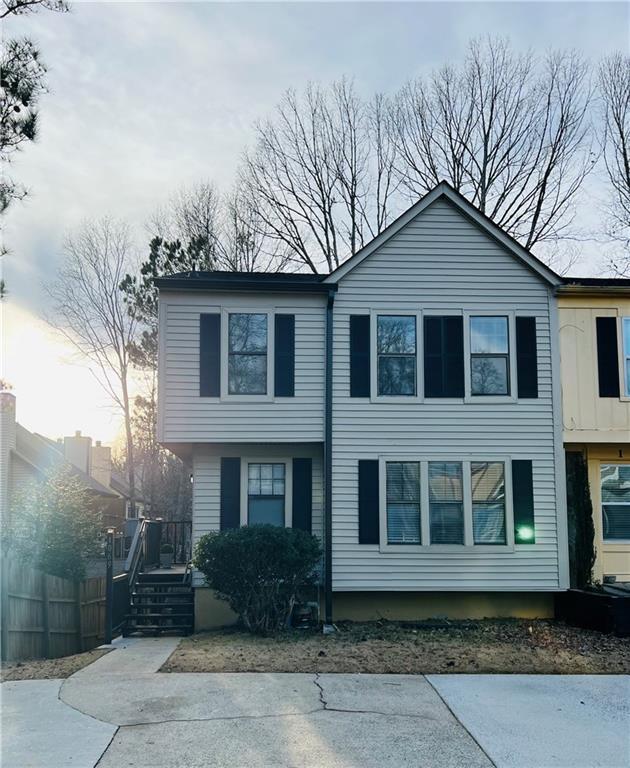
<box><xmin>558</xmin><ymin>278</ymin><xmax>630</xmax><ymax>584</ymax></box>
<box><xmin>156</xmin><ymin>181</ymin><xmax>569</xmax><ymax>629</ymax></box>
<box><xmin>0</xmin><ymin>391</ymin><xmax>143</xmax><ymax>533</ymax></box>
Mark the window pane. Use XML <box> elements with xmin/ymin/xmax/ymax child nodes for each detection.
<box><xmin>378</xmin><ymin>356</ymin><xmax>416</xmax><ymax>395</ymax></box>
<box><xmin>470</xmin><ymin>317</ymin><xmax>508</xmax><ymax>354</ymax></box>
<box><xmin>272</xmin><ymin>464</ymin><xmax>285</xmax><ymax>479</ymax></box>
<box><xmin>471</xmin><ymin>462</ymin><xmax>505</xmax><ymax>503</ymax></box>
<box><xmin>248</xmin><ymin>497</ymin><xmax>284</xmax><ymax>526</ymax></box>
<box><xmin>377</xmin><ymin>316</ymin><xmax>416</xmax><ymax>354</ymax></box>
<box><xmin>430</xmin><ymin>502</ymin><xmax>464</xmax><ymax>544</ymax></box>
<box><xmin>601</xmin><ymin>465</ymin><xmax>630</xmax><ymax>503</ymax></box>
<box><xmin>229</xmin><ymin>354</ymin><xmax>267</xmax><ymax>394</ymax></box>
<box><xmin>603</xmin><ymin>505</ymin><xmax>630</xmax><ymax>540</ymax></box>
<box><xmin>473</xmin><ymin>503</ymin><xmax>506</xmax><ymax>544</ymax></box>
<box><xmin>229</xmin><ymin>313</ymin><xmax>267</xmax><ymax>353</ymax></box>
<box><xmin>471</xmin><ymin>356</ymin><xmax>508</xmax><ymax>395</ymax></box>
<box><xmin>387</xmin><ymin>503</ymin><xmax>420</xmax><ymax>544</ymax></box>
<box><xmin>429</xmin><ymin>462</ymin><xmax>463</xmax><ymax>502</ymax></box>
<box><xmin>249</xmin><ymin>464</ymin><xmax>260</xmax><ymax>480</ymax></box>
<box><xmin>624</xmin><ymin>318</ymin><xmax>630</xmax><ymax>357</ymax></box>
<box><xmin>273</xmin><ymin>479</ymin><xmax>285</xmax><ymax>495</ymax></box>
<box><xmin>387</xmin><ymin>462</ymin><xmax>420</xmax><ymax>502</ymax></box>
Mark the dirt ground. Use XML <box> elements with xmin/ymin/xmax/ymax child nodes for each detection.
<box><xmin>0</xmin><ymin>648</ymin><xmax>110</xmax><ymax>682</ymax></box>
<box><xmin>162</xmin><ymin>620</ymin><xmax>630</xmax><ymax>675</ymax></box>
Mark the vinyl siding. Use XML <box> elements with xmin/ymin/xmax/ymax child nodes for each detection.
<box><xmin>331</xmin><ymin>197</ymin><xmax>562</xmax><ymax>591</ymax></box>
<box><xmin>191</xmin><ymin>443</ymin><xmax>324</xmax><ymax>587</ymax></box>
<box><xmin>559</xmin><ymin>296</ymin><xmax>630</xmax><ymax>441</ymax></box>
<box><xmin>159</xmin><ymin>291</ymin><xmax>326</xmax><ymax>444</ymax></box>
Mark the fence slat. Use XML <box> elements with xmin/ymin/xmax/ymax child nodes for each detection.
<box><xmin>0</xmin><ymin>556</ymin><xmax>109</xmax><ymax>662</ymax></box>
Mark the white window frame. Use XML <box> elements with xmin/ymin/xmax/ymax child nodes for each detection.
<box><xmin>600</xmin><ymin>462</ymin><xmax>630</xmax><ymax>543</ymax></box>
<box><xmin>221</xmin><ymin>308</ymin><xmax>275</xmax><ymax>402</ymax></box>
<box><xmin>239</xmin><ymin>456</ymin><xmax>293</xmax><ymax>527</ymax></box>
<box><xmin>464</xmin><ymin>310</ymin><xmax>517</xmax><ymax>404</ymax></box>
<box><xmin>619</xmin><ymin>317</ymin><xmax>630</xmax><ymax>400</ymax></box>
<box><xmin>378</xmin><ymin>454</ymin><xmax>515</xmax><ymax>553</ymax></box>
<box><xmin>370</xmin><ymin>309</ymin><xmax>423</xmax><ymax>403</ymax></box>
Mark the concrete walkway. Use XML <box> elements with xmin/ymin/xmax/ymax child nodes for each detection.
<box><xmin>2</xmin><ymin>637</ymin><xmax>629</xmax><ymax>768</ymax></box>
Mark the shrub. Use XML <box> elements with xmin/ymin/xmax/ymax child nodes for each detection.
<box><xmin>160</xmin><ymin>543</ymin><xmax>174</xmax><ymax>554</ymax></box>
<box><xmin>566</xmin><ymin>451</ymin><xmax>596</xmax><ymax>588</ymax></box>
<box><xmin>193</xmin><ymin>525</ymin><xmax>322</xmax><ymax>634</ymax></box>
<box><xmin>5</xmin><ymin>466</ymin><xmax>103</xmax><ymax>580</ymax></box>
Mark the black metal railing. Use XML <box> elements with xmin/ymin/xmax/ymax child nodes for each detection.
<box><xmin>159</xmin><ymin>521</ymin><xmax>192</xmax><ymax>564</ymax></box>
<box><xmin>112</xmin><ymin>573</ymin><xmax>129</xmax><ymax>636</ymax></box>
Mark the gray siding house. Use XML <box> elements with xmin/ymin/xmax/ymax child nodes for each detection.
<box><xmin>157</xmin><ymin>182</ymin><xmax>568</xmax><ymax>628</ymax></box>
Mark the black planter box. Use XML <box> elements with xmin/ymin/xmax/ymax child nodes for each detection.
<box><xmin>555</xmin><ymin>588</ymin><xmax>630</xmax><ymax>637</ymax></box>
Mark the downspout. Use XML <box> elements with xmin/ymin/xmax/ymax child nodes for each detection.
<box><xmin>324</xmin><ymin>287</ymin><xmax>336</xmax><ymax>628</ymax></box>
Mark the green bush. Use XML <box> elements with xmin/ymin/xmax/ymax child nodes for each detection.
<box><xmin>193</xmin><ymin>525</ymin><xmax>322</xmax><ymax>634</ymax></box>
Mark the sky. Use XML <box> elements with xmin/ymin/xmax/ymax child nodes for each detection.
<box><xmin>1</xmin><ymin>0</ymin><xmax>628</xmax><ymax>444</ymax></box>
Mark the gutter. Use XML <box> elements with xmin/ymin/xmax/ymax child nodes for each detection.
<box><xmin>324</xmin><ymin>287</ymin><xmax>335</xmax><ymax>627</ymax></box>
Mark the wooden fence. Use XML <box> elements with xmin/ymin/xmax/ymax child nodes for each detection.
<box><xmin>0</xmin><ymin>556</ymin><xmax>119</xmax><ymax>662</ymax></box>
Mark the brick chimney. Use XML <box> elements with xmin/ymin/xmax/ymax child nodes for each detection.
<box><xmin>90</xmin><ymin>440</ymin><xmax>112</xmax><ymax>489</ymax></box>
<box><xmin>0</xmin><ymin>391</ymin><xmax>16</xmax><ymax>522</ymax></box>
<box><xmin>63</xmin><ymin>430</ymin><xmax>92</xmax><ymax>475</ymax></box>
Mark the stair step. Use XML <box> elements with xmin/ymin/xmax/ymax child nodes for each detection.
<box><xmin>127</xmin><ymin>612</ymin><xmax>193</xmax><ymax>619</ymax></box>
<box><xmin>125</xmin><ymin>624</ymin><xmax>193</xmax><ymax>631</ymax></box>
<box><xmin>134</xmin><ymin>582</ymin><xmax>189</xmax><ymax>588</ymax></box>
<box><xmin>130</xmin><ymin>600</ymin><xmax>193</xmax><ymax>608</ymax></box>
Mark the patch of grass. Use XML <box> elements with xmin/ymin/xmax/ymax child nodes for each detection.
<box><xmin>161</xmin><ymin>620</ymin><xmax>630</xmax><ymax>675</ymax></box>
<box><xmin>1</xmin><ymin>648</ymin><xmax>111</xmax><ymax>682</ymax></box>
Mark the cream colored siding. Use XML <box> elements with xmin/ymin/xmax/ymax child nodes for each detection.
<box><xmin>160</xmin><ymin>291</ymin><xmax>326</xmax><ymax>444</ymax></box>
<box><xmin>191</xmin><ymin>443</ymin><xmax>323</xmax><ymax>587</ymax></box>
<box><xmin>559</xmin><ymin>297</ymin><xmax>630</xmax><ymax>442</ymax></box>
<box><xmin>331</xmin><ymin>197</ymin><xmax>563</xmax><ymax>591</ymax></box>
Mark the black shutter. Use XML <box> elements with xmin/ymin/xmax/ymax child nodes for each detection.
<box><xmin>200</xmin><ymin>314</ymin><xmax>220</xmax><ymax>397</ymax></box>
<box><xmin>220</xmin><ymin>457</ymin><xmax>240</xmax><ymax>530</ymax></box>
<box><xmin>292</xmin><ymin>458</ymin><xmax>312</xmax><ymax>532</ymax></box>
<box><xmin>358</xmin><ymin>459</ymin><xmax>379</xmax><ymax>544</ymax></box>
<box><xmin>596</xmin><ymin>317</ymin><xmax>620</xmax><ymax>398</ymax></box>
<box><xmin>424</xmin><ymin>316</ymin><xmax>464</xmax><ymax>398</ymax></box>
<box><xmin>516</xmin><ymin>317</ymin><xmax>539</xmax><ymax>398</ymax></box>
<box><xmin>512</xmin><ymin>459</ymin><xmax>535</xmax><ymax>543</ymax></box>
<box><xmin>274</xmin><ymin>314</ymin><xmax>295</xmax><ymax>397</ymax></box>
<box><xmin>350</xmin><ymin>315</ymin><xmax>371</xmax><ymax>397</ymax></box>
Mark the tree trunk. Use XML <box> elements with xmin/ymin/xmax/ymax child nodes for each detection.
<box><xmin>121</xmin><ymin>372</ymin><xmax>136</xmax><ymax>518</ymax></box>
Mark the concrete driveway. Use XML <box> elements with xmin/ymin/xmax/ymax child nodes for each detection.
<box><xmin>2</xmin><ymin>637</ymin><xmax>629</xmax><ymax>768</ymax></box>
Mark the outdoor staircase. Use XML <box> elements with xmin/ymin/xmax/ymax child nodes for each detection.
<box><xmin>123</xmin><ymin>572</ymin><xmax>193</xmax><ymax>637</ymax></box>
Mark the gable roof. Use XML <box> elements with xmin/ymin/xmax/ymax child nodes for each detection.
<box><xmin>14</xmin><ymin>424</ymin><xmax>118</xmax><ymax>498</ymax></box>
<box><xmin>324</xmin><ymin>181</ymin><xmax>562</xmax><ymax>287</ymax></box>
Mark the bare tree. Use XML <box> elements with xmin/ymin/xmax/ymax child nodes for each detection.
<box><xmin>599</xmin><ymin>52</ymin><xmax>630</xmax><ymax>272</ymax></box>
<box><xmin>147</xmin><ymin>181</ymin><xmax>222</xmax><ymax>269</ymax></box>
<box><xmin>48</xmin><ymin>219</ymin><xmax>139</xmax><ymax>515</ymax></box>
<box><xmin>393</xmin><ymin>37</ymin><xmax>594</xmax><ymax>250</ymax></box>
<box><xmin>242</xmin><ymin>79</ymin><xmax>400</xmax><ymax>273</ymax></box>
<box><xmin>1</xmin><ymin>0</ymin><xmax>67</xmax><ymax>17</ymax></box>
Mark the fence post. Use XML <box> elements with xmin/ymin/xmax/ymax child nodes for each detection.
<box><xmin>42</xmin><ymin>573</ymin><xmax>50</xmax><ymax>658</ymax></box>
<box><xmin>75</xmin><ymin>580</ymin><xmax>83</xmax><ymax>654</ymax></box>
<box><xmin>104</xmin><ymin>528</ymin><xmax>114</xmax><ymax>644</ymax></box>
<box><xmin>1</xmin><ymin>556</ymin><xmax>9</xmax><ymax>662</ymax></box>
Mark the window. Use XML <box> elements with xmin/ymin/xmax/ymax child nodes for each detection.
<box><xmin>623</xmin><ymin>318</ymin><xmax>630</xmax><ymax>396</ymax></box>
<box><xmin>377</xmin><ymin>315</ymin><xmax>416</xmax><ymax>396</ymax></box>
<box><xmin>228</xmin><ymin>313</ymin><xmax>267</xmax><ymax>394</ymax></box>
<box><xmin>470</xmin><ymin>316</ymin><xmax>510</xmax><ymax>395</ymax></box>
<box><xmin>386</xmin><ymin>462</ymin><xmax>421</xmax><ymax>544</ymax></box>
<box><xmin>429</xmin><ymin>462</ymin><xmax>464</xmax><ymax>544</ymax></box>
<box><xmin>248</xmin><ymin>463</ymin><xmax>285</xmax><ymax>526</ymax></box>
<box><xmin>601</xmin><ymin>464</ymin><xmax>630</xmax><ymax>540</ymax></box>
<box><xmin>471</xmin><ymin>462</ymin><xmax>506</xmax><ymax>544</ymax></box>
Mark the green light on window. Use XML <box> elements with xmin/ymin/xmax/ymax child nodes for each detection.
<box><xmin>516</xmin><ymin>525</ymin><xmax>535</xmax><ymax>542</ymax></box>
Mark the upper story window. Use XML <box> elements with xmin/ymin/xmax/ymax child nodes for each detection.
<box><xmin>470</xmin><ymin>316</ymin><xmax>510</xmax><ymax>396</ymax></box>
<box><xmin>601</xmin><ymin>464</ymin><xmax>630</xmax><ymax>541</ymax></box>
<box><xmin>623</xmin><ymin>318</ymin><xmax>630</xmax><ymax>396</ymax></box>
<box><xmin>228</xmin><ymin>313</ymin><xmax>267</xmax><ymax>395</ymax></box>
<box><xmin>377</xmin><ymin>315</ymin><xmax>416</xmax><ymax>396</ymax></box>
<box><xmin>386</xmin><ymin>461</ymin><xmax>421</xmax><ymax>544</ymax></box>
<box><xmin>471</xmin><ymin>461</ymin><xmax>506</xmax><ymax>544</ymax></box>
<box><xmin>429</xmin><ymin>461</ymin><xmax>464</xmax><ymax>544</ymax></box>
<box><xmin>248</xmin><ymin>462</ymin><xmax>285</xmax><ymax>526</ymax></box>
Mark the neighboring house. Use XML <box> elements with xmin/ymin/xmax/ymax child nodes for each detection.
<box><xmin>558</xmin><ymin>279</ymin><xmax>630</xmax><ymax>584</ymax></box>
<box><xmin>156</xmin><ymin>181</ymin><xmax>569</xmax><ymax>629</ymax></box>
<box><xmin>0</xmin><ymin>391</ymin><xmax>143</xmax><ymax>532</ymax></box>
